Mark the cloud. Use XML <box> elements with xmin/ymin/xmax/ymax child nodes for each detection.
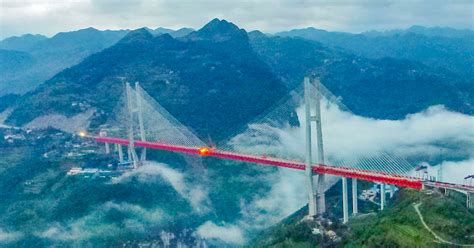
<box><xmin>37</xmin><ymin>201</ymin><xmax>164</xmax><ymax>241</ymax></box>
<box><xmin>230</xmin><ymin>103</ymin><xmax>474</xmax><ymax>172</ymax></box>
<box><xmin>229</xmin><ymin>102</ymin><xmax>473</xmax><ymax>233</ymax></box>
<box><xmin>238</xmin><ymin>170</ymin><xmax>338</xmax><ymax>229</ymax></box>
<box><xmin>1</xmin><ymin>0</ymin><xmax>472</xmax><ymax>38</ymax></box>
<box><xmin>321</xmin><ymin>104</ymin><xmax>474</xmax><ymax>162</ymax></box>
<box><xmin>0</xmin><ymin>229</ymin><xmax>23</xmax><ymax>243</ymax></box>
<box><xmin>195</xmin><ymin>221</ymin><xmax>244</xmax><ymax>245</ymax></box>
<box><xmin>424</xmin><ymin>158</ymin><xmax>474</xmax><ymax>184</ymax></box>
<box><xmin>112</xmin><ymin>162</ymin><xmax>211</xmax><ymax>213</ymax></box>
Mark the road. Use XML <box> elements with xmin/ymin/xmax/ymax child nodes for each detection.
<box><xmin>413</xmin><ymin>202</ymin><xmax>474</xmax><ymax>247</ymax></box>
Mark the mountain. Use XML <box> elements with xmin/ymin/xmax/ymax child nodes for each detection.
<box><xmin>0</xmin><ymin>28</ymin><xmax>129</xmax><ymax>95</ymax></box>
<box><xmin>153</xmin><ymin>27</ymin><xmax>175</xmax><ymax>34</ymax></box>
<box><xmin>1</xmin><ymin>19</ymin><xmax>473</xmax><ymax>247</ymax></box>
<box><xmin>5</xmin><ymin>22</ymin><xmax>473</xmax><ymax>132</ymax></box>
<box><xmin>364</xmin><ymin>25</ymin><xmax>474</xmax><ymax>38</ymax></box>
<box><xmin>146</xmin><ymin>27</ymin><xmax>194</xmax><ymax>37</ymax></box>
<box><xmin>0</xmin><ymin>34</ymin><xmax>47</xmax><ymax>51</ymax></box>
<box><xmin>0</xmin><ymin>49</ymin><xmax>35</xmax><ymax>72</ymax></box>
<box><xmin>249</xmin><ymin>31</ymin><xmax>474</xmax><ymax>119</ymax></box>
<box><xmin>7</xmin><ymin>19</ymin><xmax>287</xmax><ymax>141</ymax></box>
<box><xmin>253</xmin><ymin>188</ymin><xmax>474</xmax><ymax>247</ymax></box>
<box><xmin>29</xmin><ymin>28</ymin><xmax>128</xmax><ymax>56</ymax></box>
<box><xmin>248</xmin><ymin>30</ymin><xmax>340</xmax><ymax>88</ymax></box>
<box><xmin>186</xmin><ymin>18</ymin><xmax>247</xmax><ymax>43</ymax></box>
<box><xmin>276</xmin><ymin>26</ymin><xmax>474</xmax><ymax>80</ymax></box>
<box><xmin>0</xmin><ymin>19</ymin><xmax>289</xmax><ymax>246</ymax></box>
<box><xmin>172</xmin><ymin>28</ymin><xmax>195</xmax><ymax>38</ymax></box>
<box><xmin>0</xmin><ymin>49</ymin><xmax>37</xmax><ymax>94</ymax></box>
<box><xmin>0</xmin><ymin>94</ymin><xmax>19</xmax><ymax>113</ymax></box>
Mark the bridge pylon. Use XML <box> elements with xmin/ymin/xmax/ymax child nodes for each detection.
<box><xmin>125</xmin><ymin>82</ymin><xmax>143</xmax><ymax>169</ymax></box>
<box><xmin>313</xmin><ymin>78</ymin><xmax>326</xmax><ymax>215</ymax></box>
<box><xmin>304</xmin><ymin>77</ymin><xmax>317</xmax><ymax>217</ymax></box>
<box><xmin>304</xmin><ymin>76</ymin><xmax>328</xmax><ymax>218</ymax></box>
<box><xmin>135</xmin><ymin>82</ymin><xmax>147</xmax><ymax>161</ymax></box>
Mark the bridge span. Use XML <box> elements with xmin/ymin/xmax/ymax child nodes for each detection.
<box><xmin>88</xmin><ymin>78</ymin><xmax>474</xmax><ymax>223</ymax></box>
<box><xmin>95</xmin><ymin>136</ymin><xmax>474</xmax><ymax>193</ymax></box>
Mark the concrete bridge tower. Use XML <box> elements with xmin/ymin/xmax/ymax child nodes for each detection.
<box><xmin>304</xmin><ymin>77</ymin><xmax>318</xmax><ymax>217</ymax></box>
<box><xmin>304</xmin><ymin>76</ymin><xmax>330</xmax><ymax>218</ymax></box>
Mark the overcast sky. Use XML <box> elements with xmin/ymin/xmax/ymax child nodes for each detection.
<box><xmin>1</xmin><ymin>0</ymin><xmax>473</xmax><ymax>38</ymax></box>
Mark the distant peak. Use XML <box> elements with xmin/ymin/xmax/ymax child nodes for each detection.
<box><xmin>119</xmin><ymin>28</ymin><xmax>153</xmax><ymax>43</ymax></box>
<box><xmin>128</xmin><ymin>28</ymin><xmax>153</xmax><ymax>36</ymax></box>
<box><xmin>172</xmin><ymin>28</ymin><xmax>194</xmax><ymax>38</ymax></box>
<box><xmin>189</xmin><ymin>18</ymin><xmax>248</xmax><ymax>43</ymax></box>
<box><xmin>199</xmin><ymin>18</ymin><xmax>239</xmax><ymax>33</ymax></box>
<box><xmin>248</xmin><ymin>30</ymin><xmax>267</xmax><ymax>40</ymax></box>
<box><xmin>155</xmin><ymin>27</ymin><xmax>175</xmax><ymax>34</ymax></box>
<box><xmin>203</xmin><ymin>18</ymin><xmax>227</xmax><ymax>27</ymax></box>
<box><xmin>295</xmin><ymin>27</ymin><xmax>328</xmax><ymax>33</ymax></box>
<box><xmin>21</xmin><ymin>34</ymin><xmax>48</xmax><ymax>39</ymax></box>
<box><xmin>155</xmin><ymin>33</ymin><xmax>174</xmax><ymax>42</ymax></box>
<box><xmin>75</xmin><ymin>27</ymin><xmax>100</xmax><ymax>33</ymax></box>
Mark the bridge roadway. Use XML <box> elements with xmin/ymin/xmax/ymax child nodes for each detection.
<box><xmin>95</xmin><ymin>136</ymin><xmax>474</xmax><ymax>192</ymax></box>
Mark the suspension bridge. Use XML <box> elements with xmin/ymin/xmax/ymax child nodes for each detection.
<box><xmin>84</xmin><ymin>77</ymin><xmax>474</xmax><ymax>223</ymax></box>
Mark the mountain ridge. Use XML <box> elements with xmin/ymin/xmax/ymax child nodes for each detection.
<box><xmin>6</xmin><ymin>19</ymin><xmax>287</xmax><ymax>141</ymax></box>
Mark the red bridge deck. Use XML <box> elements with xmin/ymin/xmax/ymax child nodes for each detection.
<box><xmin>95</xmin><ymin>136</ymin><xmax>474</xmax><ymax>192</ymax></box>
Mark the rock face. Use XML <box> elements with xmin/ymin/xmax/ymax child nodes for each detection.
<box><xmin>25</xmin><ymin>109</ymin><xmax>96</xmax><ymax>133</ymax></box>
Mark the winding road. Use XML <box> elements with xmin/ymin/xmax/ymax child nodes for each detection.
<box><xmin>413</xmin><ymin>202</ymin><xmax>474</xmax><ymax>247</ymax></box>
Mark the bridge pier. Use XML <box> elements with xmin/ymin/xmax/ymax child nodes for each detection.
<box><xmin>316</xmin><ymin>175</ymin><xmax>326</xmax><ymax>215</ymax></box>
<box><xmin>117</xmin><ymin>144</ymin><xmax>124</xmax><ymax>163</ymax></box>
<box><xmin>389</xmin><ymin>185</ymin><xmax>394</xmax><ymax>198</ymax></box>
<box><xmin>342</xmin><ymin>177</ymin><xmax>349</xmax><ymax>223</ymax></box>
<box><xmin>468</xmin><ymin>192</ymin><xmax>473</xmax><ymax>209</ymax></box>
<box><xmin>99</xmin><ymin>130</ymin><xmax>110</xmax><ymax>154</ymax></box>
<box><xmin>352</xmin><ymin>178</ymin><xmax>358</xmax><ymax>215</ymax></box>
<box><xmin>380</xmin><ymin>183</ymin><xmax>386</xmax><ymax>210</ymax></box>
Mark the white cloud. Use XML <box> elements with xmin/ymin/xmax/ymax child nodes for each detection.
<box><xmin>112</xmin><ymin>162</ymin><xmax>211</xmax><ymax>213</ymax></box>
<box><xmin>230</xmin><ymin>103</ymin><xmax>474</xmax><ymax>173</ymax></box>
<box><xmin>425</xmin><ymin>158</ymin><xmax>474</xmax><ymax>184</ymax></box>
<box><xmin>229</xmin><ymin>103</ymin><xmax>473</xmax><ymax>233</ymax></box>
<box><xmin>0</xmin><ymin>229</ymin><xmax>23</xmax><ymax>243</ymax></box>
<box><xmin>37</xmin><ymin>201</ymin><xmax>164</xmax><ymax>241</ymax></box>
<box><xmin>1</xmin><ymin>0</ymin><xmax>472</xmax><ymax>38</ymax></box>
<box><xmin>321</xmin><ymin>104</ymin><xmax>474</xmax><ymax>161</ymax></box>
<box><xmin>239</xmin><ymin>169</ymin><xmax>340</xmax><ymax>230</ymax></box>
<box><xmin>196</xmin><ymin>221</ymin><xmax>244</xmax><ymax>245</ymax></box>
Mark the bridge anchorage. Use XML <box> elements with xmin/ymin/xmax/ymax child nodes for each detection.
<box><xmin>89</xmin><ymin>77</ymin><xmax>474</xmax><ymax>223</ymax></box>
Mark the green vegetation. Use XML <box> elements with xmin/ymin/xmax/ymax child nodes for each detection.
<box><xmin>252</xmin><ymin>206</ymin><xmax>351</xmax><ymax>247</ymax></box>
<box><xmin>253</xmin><ymin>188</ymin><xmax>474</xmax><ymax>247</ymax></box>
<box><xmin>0</xmin><ymin>128</ymin><xmax>281</xmax><ymax>247</ymax></box>
<box><xmin>0</xmin><ymin>94</ymin><xmax>19</xmax><ymax>113</ymax></box>
<box><xmin>250</xmin><ymin>32</ymin><xmax>473</xmax><ymax>119</ymax></box>
<box><xmin>348</xmin><ymin>189</ymin><xmax>474</xmax><ymax>247</ymax></box>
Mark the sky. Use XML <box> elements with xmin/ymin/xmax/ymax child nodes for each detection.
<box><xmin>0</xmin><ymin>0</ymin><xmax>473</xmax><ymax>38</ymax></box>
